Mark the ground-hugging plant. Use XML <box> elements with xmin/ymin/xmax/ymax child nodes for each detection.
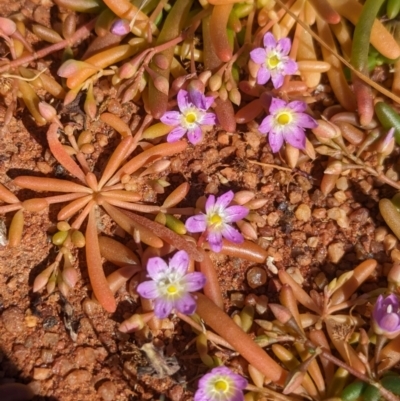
<box><xmin>2</xmin><ymin>0</ymin><xmax>400</xmax><ymax>400</ymax></box>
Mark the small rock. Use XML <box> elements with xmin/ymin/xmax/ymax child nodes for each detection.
<box><xmin>349</xmin><ymin>208</ymin><xmax>369</xmax><ymax>224</ymax></box>
<box><xmin>243</xmin><ymin>172</ymin><xmax>257</xmax><ymax>189</ymax></box>
<box><xmin>295</xmin><ymin>204</ymin><xmax>311</xmax><ymax>222</ymax></box>
<box><xmin>328</xmin><ymin>242</ymin><xmax>345</xmax><ymax>263</ymax></box>
<box><xmin>246</xmin><ymin>267</ymin><xmax>267</xmax><ymax>289</ymax></box>
<box><xmin>75</xmin><ymin>347</ymin><xmax>96</xmax><ymax>367</ymax></box>
<box><xmin>1</xmin><ymin>307</ymin><xmax>24</xmax><ymax>333</ymax></box>
<box><xmin>42</xmin><ymin>333</ymin><xmax>59</xmax><ymax>347</ymax></box>
<box><xmin>64</xmin><ymin>369</ymin><xmax>91</xmax><ymax>386</ymax></box>
<box><xmin>52</xmin><ymin>356</ymin><xmax>74</xmax><ymax>377</ymax></box>
<box><xmin>97</xmin><ymin>381</ymin><xmax>117</xmax><ymax>401</ymax></box>
<box><xmin>217</xmin><ymin>131</ymin><xmax>230</xmax><ymax>145</ymax></box>
<box><xmin>33</xmin><ymin>368</ymin><xmax>52</xmax><ymax>381</ymax></box>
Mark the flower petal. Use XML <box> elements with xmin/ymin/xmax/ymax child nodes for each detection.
<box><xmin>199</xmin><ymin>112</ymin><xmax>217</xmax><ymax>125</ymax></box>
<box><xmin>147</xmin><ymin>256</ymin><xmax>169</xmax><ymax>280</ymax></box>
<box><xmin>194</xmin><ymin>389</ymin><xmax>207</xmax><ymax>401</ymax></box>
<box><xmin>177</xmin><ymin>89</ymin><xmax>190</xmax><ymax>111</ymax></box>
<box><xmin>257</xmin><ymin>66</ymin><xmax>271</xmax><ymax>85</ymax></box>
<box><xmin>269</xmin><ymin>97</ymin><xmax>287</xmax><ymax>113</ymax></box>
<box><xmin>221</xmin><ymin>224</ymin><xmax>244</xmax><ymax>244</ymax></box>
<box><xmin>296</xmin><ymin>113</ymin><xmax>318</xmax><ymax>129</ymax></box>
<box><xmin>380</xmin><ymin>313</ymin><xmax>400</xmax><ymax>332</ymax></box>
<box><xmin>263</xmin><ymin>32</ymin><xmax>276</xmax><ymax>49</ymax></box>
<box><xmin>203</xmin><ymin>95</ymin><xmax>215</xmax><ymax>110</ymax></box>
<box><xmin>258</xmin><ymin>115</ymin><xmax>273</xmax><ymax>134</ymax></box>
<box><xmin>271</xmin><ymin>73</ymin><xmax>284</xmax><ymax>89</ymax></box>
<box><xmin>169</xmin><ymin>250</ymin><xmax>189</xmax><ymax>277</ymax></box>
<box><xmin>187</xmin><ymin>126</ymin><xmax>203</xmax><ymax>144</ymax></box>
<box><xmin>268</xmin><ymin>129</ymin><xmax>284</xmax><ymax>153</ymax></box>
<box><xmin>160</xmin><ymin>111</ymin><xmax>181</xmax><ymax>126</ymax></box>
<box><xmin>136</xmin><ymin>280</ymin><xmax>159</xmax><ymax>299</ymax></box>
<box><xmin>175</xmin><ymin>293</ymin><xmax>197</xmax><ymax>315</ymax></box>
<box><xmin>288</xmin><ymin>100</ymin><xmax>307</xmax><ymax>113</ymax></box>
<box><xmin>186</xmin><ymin>214</ymin><xmax>207</xmax><ymax>233</ymax></box>
<box><xmin>154</xmin><ymin>298</ymin><xmax>174</xmax><ymax>319</ymax></box>
<box><xmin>250</xmin><ymin>48</ymin><xmax>267</xmax><ymax>64</ymax></box>
<box><xmin>214</xmin><ymin>190</ymin><xmax>234</xmax><ymax>210</ymax></box>
<box><xmin>208</xmin><ymin>231</ymin><xmax>223</xmax><ymax>253</ymax></box>
<box><xmin>283</xmin><ymin>58</ymin><xmax>298</xmax><ymax>75</ymax></box>
<box><xmin>189</xmin><ymin>89</ymin><xmax>204</xmax><ymax>109</ymax></box>
<box><xmin>283</xmin><ymin>126</ymin><xmax>306</xmax><ymax>149</ymax></box>
<box><xmin>277</xmin><ymin>37</ymin><xmax>291</xmax><ymax>55</ymax></box>
<box><xmin>205</xmin><ymin>194</ymin><xmax>216</xmax><ymax>213</ymax></box>
<box><xmin>224</xmin><ymin>205</ymin><xmax>249</xmax><ymax>222</ymax></box>
<box><xmin>167</xmin><ymin>126</ymin><xmax>187</xmax><ymax>142</ymax></box>
<box><xmin>184</xmin><ymin>272</ymin><xmax>206</xmax><ymax>292</ymax></box>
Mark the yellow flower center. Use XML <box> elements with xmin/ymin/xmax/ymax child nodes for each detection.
<box><xmin>166</xmin><ymin>284</ymin><xmax>178</xmax><ymax>294</ymax></box>
<box><xmin>185</xmin><ymin>112</ymin><xmax>197</xmax><ymax>124</ymax></box>
<box><xmin>276</xmin><ymin>111</ymin><xmax>292</xmax><ymax>125</ymax></box>
<box><xmin>214</xmin><ymin>379</ymin><xmax>229</xmax><ymax>393</ymax></box>
<box><xmin>267</xmin><ymin>55</ymin><xmax>280</xmax><ymax>68</ymax></box>
<box><xmin>209</xmin><ymin>214</ymin><xmax>223</xmax><ymax>227</ymax></box>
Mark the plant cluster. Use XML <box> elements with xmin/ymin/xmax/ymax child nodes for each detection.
<box><xmin>2</xmin><ymin>0</ymin><xmax>400</xmax><ymax>400</ymax></box>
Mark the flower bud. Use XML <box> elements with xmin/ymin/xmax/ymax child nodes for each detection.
<box><xmin>110</xmin><ymin>19</ymin><xmax>130</xmax><ymax>36</ymax></box>
<box><xmin>208</xmin><ymin>74</ymin><xmax>222</xmax><ymax>92</ymax></box>
<box><xmin>38</xmin><ymin>101</ymin><xmax>57</xmax><ymax>122</ymax></box>
<box><xmin>372</xmin><ymin>294</ymin><xmax>400</xmax><ymax>339</ymax></box>
<box><xmin>0</xmin><ymin>17</ymin><xmax>16</xmax><ymax>36</ymax></box>
<box><xmin>153</xmin><ymin>75</ymin><xmax>169</xmax><ymax>96</ymax></box>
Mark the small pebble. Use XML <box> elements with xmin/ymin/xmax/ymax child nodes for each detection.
<box><xmin>336</xmin><ymin>176</ymin><xmax>349</xmax><ymax>191</ymax></box>
<box><xmin>230</xmin><ymin>292</ymin><xmax>245</xmax><ymax>308</ymax></box>
<box><xmin>64</xmin><ymin>369</ymin><xmax>91</xmax><ymax>386</ymax></box>
<box><xmin>246</xmin><ymin>267</ymin><xmax>267</xmax><ymax>289</ymax></box>
<box><xmin>33</xmin><ymin>368</ymin><xmax>52</xmax><ymax>381</ymax></box>
<box><xmin>52</xmin><ymin>356</ymin><xmax>74</xmax><ymax>376</ymax></box>
<box><xmin>295</xmin><ymin>204</ymin><xmax>311</xmax><ymax>222</ymax></box>
<box><xmin>289</xmin><ymin>191</ymin><xmax>302</xmax><ymax>204</ymax></box>
<box><xmin>97</xmin><ymin>381</ymin><xmax>117</xmax><ymax>401</ymax></box>
<box><xmin>243</xmin><ymin>172</ymin><xmax>258</xmax><ymax>189</ymax></box>
<box><xmin>75</xmin><ymin>347</ymin><xmax>96</xmax><ymax>367</ymax></box>
<box><xmin>1</xmin><ymin>307</ymin><xmax>24</xmax><ymax>333</ymax></box>
<box><xmin>307</xmin><ymin>237</ymin><xmax>319</xmax><ymax>247</ymax></box>
<box><xmin>328</xmin><ymin>242</ymin><xmax>345</xmax><ymax>263</ymax></box>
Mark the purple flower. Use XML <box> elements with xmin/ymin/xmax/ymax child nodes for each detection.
<box><xmin>110</xmin><ymin>19</ymin><xmax>130</xmax><ymax>36</ymax></box>
<box><xmin>250</xmin><ymin>32</ymin><xmax>298</xmax><ymax>88</ymax></box>
<box><xmin>160</xmin><ymin>89</ymin><xmax>217</xmax><ymax>145</ymax></box>
<box><xmin>194</xmin><ymin>366</ymin><xmax>248</xmax><ymax>401</ymax></box>
<box><xmin>136</xmin><ymin>250</ymin><xmax>206</xmax><ymax>319</ymax></box>
<box><xmin>373</xmin><ymin>294</ymin><xmax>400</xmax><ymax>339</ymax></box>
<box><xmin>259</xmin><ymin>97</ymin><xmax>318</xmax><ymax>153</ymax></box>
<box><xmin>185</xmin><ymin>191</ymin><xmax>249</xmax><ymax>253</ymax></box>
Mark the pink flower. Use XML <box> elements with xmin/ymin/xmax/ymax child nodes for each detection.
<box><xmin>373</xmin><ymin>294</ymin><xmax>400</xmax><ymax>339</ymax></box>
<box><xmin>259</xmin><ymin>97</ymin><xmax>318</xmax><ymax>153</ymax></box>
<box><xmin>194</xmin><ymin>366</ymin><xmax>248</xmax><ymax>401</ymax></box>
<box><xmin>185</xmin><ymin>191</ymin><xmax>249</xmax><ymax>253</ymax></box>
<box><xmin>160</xmin><ymin>89</ymin><xmax>217</xmax><ymax>145</ymax></box>
<box><xmin>136</xmin><ymin>250</ymin><xmax>206</xmax><ymax>319</ymax></box>
<box><xmin>110</xmin><ymin>19</ymin><xmax>130</xmax><ymax>36</ymax></box>
<box><xmin>250</xmin><ymin>32</ymin><xmax>298</xmax><ymax>88</ymax></box>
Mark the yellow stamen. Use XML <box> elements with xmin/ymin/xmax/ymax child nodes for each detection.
<box><xmin>209</xmin><ymin>214</ymin><xmax>223</xmax><ymax>226</ymax></box>
<box><xmin>214</xmin><ymin>379</ymin><xmax>229</xmax><ymax>392</ymax></box>
<box><xmin>267</xmin><ymin>55</ymin><xmax>280</xmax><ymax>68</ymax></box>
<box><xmin>277</xmin><ymin>112</ymin><xmax>291</xmax><ymax>125</ymax></box>
<box><xmin>167</xmin><ymin>284</ymin><xmax>178</xmax><ymax>294</ymax></box>
<box><xmin>185</xmin><ymin>112</ymin><xmax>196</xmax><ymax>124</ymax></box>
